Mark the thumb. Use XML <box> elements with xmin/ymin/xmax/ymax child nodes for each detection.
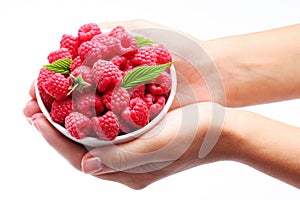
<box><xmin>81</xmin><ymin>104</ymin><xmax>201</xmax><ymax>175</ymax></box>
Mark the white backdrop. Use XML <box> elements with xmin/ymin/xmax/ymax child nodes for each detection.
<box><xmin>1</xmin><ymin>0</ymin><xmax>299</xmax><ymax>199</ymax></box>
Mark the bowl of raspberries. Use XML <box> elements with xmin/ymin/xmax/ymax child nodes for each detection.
<box><xmin>36</xmin><ymin>23</ymin><xmax>176</xmax><ymax>147</ymax></box>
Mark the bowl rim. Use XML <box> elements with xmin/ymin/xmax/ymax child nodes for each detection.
<box><xmin>36</xmin><ymin>64</ymin><xmax>177</xmax><ymax>147</ymax></box>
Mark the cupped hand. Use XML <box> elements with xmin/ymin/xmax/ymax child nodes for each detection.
<box><xmin>23</xmin><ymin>20</ymin><xmax>231</xmax><ymax>189</ymax></box>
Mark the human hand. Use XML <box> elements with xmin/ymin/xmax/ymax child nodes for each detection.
<box><xmin>24</xmin><ymin>81</ymin><xmax>237</xmax><ymax>189</ymax></box>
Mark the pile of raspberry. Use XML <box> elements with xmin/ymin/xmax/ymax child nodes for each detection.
<box><xmin>37</xmin><ymin>23</ymin><xmax>173</xmax><ymax>141</ymax></box>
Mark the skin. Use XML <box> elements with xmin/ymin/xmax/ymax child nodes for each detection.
<box><xmin>23</xmin><ymin>20</ymin><xmax>300</xmax><ymax>189</ymax></box>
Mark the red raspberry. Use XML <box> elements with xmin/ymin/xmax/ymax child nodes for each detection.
<box><xmin>121</xmin><ymin>97</ymin><xmax>149</xmax><ymax>128</ymax></box>
<box><xmin>131</xmin><ymin>46</ymin><xmax>156</xmax><ymax>66</ymax></box>
<box><xmin>153</xmin><ymin>44</ymin><xmax>172</xmax><ymax>64</ymax></box>
<box><xmin>50</xmin><ymin>98</ymin><xmax>73</xmax><ymax>124</ymax></box>
<box><xmin>148</xmin><ymin>72</ymin><xmax>172</xmax><ymax>95</ymax></box>
<box><xmin>47</xmin><ymin>48</ymin><xmax>72</xmax><ymax>64</ymax></box>
<box><xmin>144</xmin><ymin>94</ymin><xmax>165</xmax><ymax>119</ymax></box>
<box><xmin>40</xmin><ymin>89</ymin><xmax>55</xmax><ymax>111</ymax></box>
<box><xmin>115</xmin><ymin>32</ymin><xmax>138</xmax><ymax>57</ymax></box>
<box><xmin>78</xmin><ymin>41</ymin><xmax>108</xmax><ymax>66</ymax></box>
<box><xmin>78</xmin><ymin>23</ymin><xmax>101</xmax><ymax>42</ymax></box>
<box><xmin>74</xmin><ymin>93</ymin><xmax>104</xmax><ymax>118</ymax></box>
<box><xmin>92</xmin><ymin>60</ymin><xmax>122</xmax><ymax>92</ymax></box>
<box><xmin>65</xmin><ymin>112</ymin><xmax>91</xmax><ymax>139</ymax></box>
<box><xmin>129</xmin><ymin>84</ymin><xmax>145</xmax><ymax>99</ymax></box>
<box><xmin>60</xmin><ymin>34</ymin><xmax>80</xmax><ymax>59</ymax></box>
<box><xmin>102</xmin><ymin>87</ymin><xmax>130</xmax><ymax>113</ymax></box>
<box><xmin>91</xmin><ymin>111</ymin><xmax>119</xmax><ymax>141</ymax></box>
<box><xmin>111</xmin><ymin>55</ymin><xmax>127</xmax><ymax>68</ymax></box>
<box><xmin>108</xmin><ymin>25</ymin><xmax>126</xmax><ymax>37</ymax></box>
<box><xmin>71</xmin><ymin>65</ymin><xmax>93</xmax><ymax>92</ymax></box>
<box><xmin>37</xmin><ymin>67</ymin><xmax>56</xmax><ymax>92</ymax></box>
<box><xmin>42</xmin><ymin>73</ymin><xmax>72</xmax><ymax>100</ymax></box>
<box><xmin>92</xmin><ymin>34</ymin><xmax>117</xmax><ymax>58</ymax></box>
<box><xmin>70</xmin><ymin>56</ymin><xmax>83</xmax><ymax>72</ymax></box>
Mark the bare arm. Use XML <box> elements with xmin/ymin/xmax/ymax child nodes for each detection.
<box><xmin>205</xmin><ymin>23</ymin><xmax>300</xmax><ymax>107</ymax></box>
<box><xmin>226</xmin><ymin>108</ymin><xmax>300</xmax><ymax>188</ymax></box>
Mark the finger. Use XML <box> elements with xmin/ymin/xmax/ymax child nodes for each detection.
<box><xmin>98</xmin><ymin>19</ymin><xmax>165</xmax><ymax>31</ymax></box>
<box><xmin>23</xmin><ymin>99</ymin><xmax>41</xmax><ymax>118</ymax></box>
<box><xmin>30</xmin><ymin>80</ymin><xmax>37</xmax><ymax>99</ymax></box>
<box><xmin>33</xmin><ymin>114</ymin><xmax>88</xmax><ymax>171</ymax></box>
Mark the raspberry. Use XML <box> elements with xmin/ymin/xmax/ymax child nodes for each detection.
<box><xmin>42</xmin><ymin>73</ymin><xmax>72</xmax><ymax>100</ymax></box>
<box><xmin>60</xmin><ymin>34</ymin><xmax>80</xmax><ymax>59</ymax></box>
<box><xmin>78</xmin><ymin>41</ymin><xmax>108</xmax><ymax>66</ymax></box>
<box><xmin>74</xmin><ymin>93</ymin><xmax>104</xmax><ymax>118</ymax></box>
<box><xmin>65</xmin><ymin>112</ymin><xmax>91</xmax><ymax>139</ymax></box>
<box><xmin>92</xmin><ymin>60</ymin><xmax>122</xmax><ymax>92</ymax></box>
<box><xmin>91</xmin><ymin>111</ymin><xmax>119</xmax><ymax>141</ymax></box>
<box><xmin>92</xmin><ymin>34</ymin><xmax>117</xmax><ymax>58</ymax></box>
<box><xmin>50</xmin><ymin>98</ymin><xmax>73</xmax><ymax>124</ymax></box>
<box><xmin>71</xmin><ymin>65</ymin><xmax>93</xmax><ymax>93</ymax></box>
<box><xmin>78</xmin><ymin>23</ymin><xmax>101</xmax><ymax>42</ymax></box>
<box><xmin>102</xmin><ymin>87</ymin><xmax>130</xmax><ymax>113</ymax></box>
<box><xmin>131</xmin><ymin>46</ymin><xmax>156</xmax><ymax>66</ymax></box>
<box><xmin>108</xmin><ymin>25</ymin><xmax>126</xmax><ymax>37</ymax></box>
<box><xmin>144</xmin><ymin>94</ymin><xmax>165</xmax><ymax>119</ymax></box>
<box><xmin>47</xmin><ymin>48</ymin><xmax>72</xmax><ymax>64</ymax></box>
<box><xmin>129</xmin><ymin>84</ymin><xmax>145</xmax><ymax>99</ymax></box>
<box><xmin>70</xmin><ymin>56</ymin><xmax>83</xmax><ymax>72</ymax></box>
<box><xmin>115</xmin><ymin>32</ymin><xmax>138</xmax><ymax>57</ymax></box>
<box><xmin>148</xmin><ymin>72</ymin><xmax>172</xmax><ymax>95</ymax></box>
<box><xmin>121</xmin><ymin>97</ymin><xmax>149</xmax><ymax>128</ymax></box>
<box><xmin>153</xmin><ymin>44</ymin><xmax>172</xmax><ymax>64</ymax></box>
<box><xmin>37</xmin><ymin>67</ymin><xmax>56</xmax><ymax>92</ymax></box>
<box><xmin>40</xmin><ymin>89</ymin><xmax>55</xmax><ymax>111</ymax></box>
<box><xmin>111</xmin><ymin>56</ymin><xmax>127</xmax><ymax>68</ymax></box>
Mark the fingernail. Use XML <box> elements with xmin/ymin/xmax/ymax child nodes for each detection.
<box><xmin>82</xmin><ymin>157</ymin><xmax>103</xmax><ymax>174</ymax></box>
<box><xmin>27</xmin><ymin>117</ymin><xmax>34</xmax><ymax>125</ymax></box>
<box><xmin>30</xmin><ymin>113</ymin><xmax>44</xmax><ymax>132</ymax></box>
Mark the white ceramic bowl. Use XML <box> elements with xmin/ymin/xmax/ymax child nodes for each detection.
<box><xmin>36</xmin><ymin>64</ymin><xmax>177</xmax><ymax>147</ymax></box>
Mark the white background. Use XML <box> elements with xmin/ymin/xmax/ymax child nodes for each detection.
<box><xmin>1</xmin><ymin>0</ymin><xmax>300</xmax><ymax>199</ymax></box>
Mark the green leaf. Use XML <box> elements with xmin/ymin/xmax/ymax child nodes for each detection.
<box><xmin>43</xmin><ymin>58</ymin><xmax>72</xmax><ymax>74</ymax></box>
<box><xmin>122</xmin><ymin>62</ymin><xmax>173</xmax><ymax>90</ymax></box>
<box><xmin>135</xmin><ymin>36</ymin><xmax>157</xmax><ymax>48</ymax></box>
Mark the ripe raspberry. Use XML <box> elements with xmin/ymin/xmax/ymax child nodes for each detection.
<box><xmin>102</xmin><ymin>87</ymin><xmax>130</xmax><ymax>113</ymax></box>
<box><xmin>47</xmin><ymin>48</ymin><xmax>72</xmax><ymax>64</ymax></box>
<box><xmin>37</xmin><ymin>67</ymin><xmax>56</xmax><ymax>92</ymax></box>
<box><xmin>115</xmin><ymin>32</ymin><xmax>138</xmax><ymax>57</ymax></box>
<box><xmin>121</xmin><ymin>97</ymin><xmax>149</xmax><ymax>128</ymax></box>
<box><xmin>42</xmin><ymin>73</ymin><xmax>72</xmax><ymax>100</ymax></box>
<box><xmin>111</xmin><ymin>56</ymin><xmax>127</xmax><ymax>68</ymax></box>
<box><xmin>153</xmin><ymin>44</ymin><xmax>172</xmax><ymax>64</ymax></box>
<box><xmin>74</xmin><ymin>93</ymin><xmax>104</xmax><ymax>118</ymax></box>
<box><xmin>131</xmin><ymin>46</ymin><xmax>156</xmax><ymax>66</ymax></box>
<box><xmin>144</xmin><ymin>94</ymin><xmax>165</xmax><ymax>119</ymax></box>
<box><xmin>129</xmin><ymin>84</ymin><xmax>145</xmax><ymax>99</ymax></box>
<box><xmin>78</xmin><ymin>41</ymin><xmax>108</xmax><ymax>66</ymax></box>
<box><xmin>60</xmin><ymin>34</ymin><xmax>80</xmax><ymax>59</ymax></box>
<box><xmin>40</xmin><ymin>89</ymin><xmax>55</xmax><ymax>111</ymax></box>
<box><xmin>91</xmin><ymin>111</ymin><xmax>119</xmax><ymax>141</ymax></box>
<box><xmin>148</xmin><ymin>72</ymin><xmax>172</xmax><ymax>95</ymax></box>
<box><xmin>92</xmin><ymin>60</ymin><xmax>122</xmax><ymax>92</ymax></box>
<box><xmin>70</xmin><ymin>56</ymin><xmax>83</xmax><ymax>72</ymax></box>
<box><xmin>50</xmin><ymin>98</ymin><xmax>73</xmax><ymax>124</ymax></box>
<box><xmin>78</xmin><ymin>23</ymin><xmax>101</xmax><ymax>42</ymax></box>
<box><xmin>108</xmin><ymin>25</ymin><xmax>126</xmax><ymax>37</ymax></box>
<box><xmin>71</xmin><ymin>65</ymin><xmax>93</xmax><ymax>92</ymax></box>
<box><xmin>65</xmin><ymin>112</ymin><xmax>91</xmax><ymax>139</ymax></box>
<box><xmin>91</xmin><ymin>34</ymin><xmax>117</xmax><ymax>58</ymax></box>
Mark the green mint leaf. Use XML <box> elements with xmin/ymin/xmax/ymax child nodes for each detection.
<box><xmin>43</xmin><ymin>58</ymin><xmax>72</xmax><ymax>74</ymax></box>
<box><xmin>122</xmin><ymin>62</ymin><xmax>173</xmax><ymax>90</ymax></box>
<box><xmin>135</xmin><ymin>36</ymin><xmax>157</xmax><ymax>48</ymax></box>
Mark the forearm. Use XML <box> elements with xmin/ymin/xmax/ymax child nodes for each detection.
<box><xmin>226</xmin><ymin>109</ymin><xmax>300</xmax><ymax>188</ymax></box>
<box><xmin>205</xmin><ymin>24</ymin><xmax>300</xmax><ymax>107</ymax></box>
